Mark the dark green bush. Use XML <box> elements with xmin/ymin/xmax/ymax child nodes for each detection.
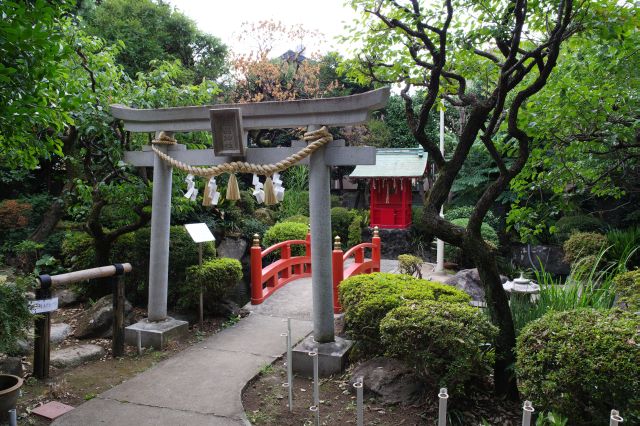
<box><xmin>282</xmin><ymin>214</ymin><xmax>309</xmax><ymax>224</ymax></box>
<box><xmin>554</xmin><ymin>215</ymin><xmax>603</xmax><ymax>242</ymax></box>
<box><xmin>445</xmin><ymin>218</ymin><xmax>499</xmax><ymax>265</ymax></box>
<box><xmin>278</xmin><ymin>190</ymin><xmax>309</xmax><ymax>219</ymax></box>
<box><xmin>253</xmin><ymin>207</ymin><xmax>276</xmax><ymax>226</ymax></box>
<box><xmin>562</xmin><ymin>231</ymin><xmax>607</xmax><ymax>264</ymax></box>
<box><xmin>236</xmin><ymin>189</ymin><xmax>257</xmax><ymax>215</ymax></box>
<box><xmin>262</xmin><ymin>222</ymin><xmax>308</xmax><ymax>257</ymax></box>
<box><xmin>381</xmin><ymin>300</ymin><xmax>497</xmax><ymax>392</ymax></box>
<box><xmin>180</xmin><ymin>258</ymin><xmax>242</xmax><ymax>312</ymax></box>
<box><xmin>613</xmin><ymin>269</ymin><xmax>640</xmax><ymax>311</ymax></box>
<box><xmin>331</xmin><ymin>207</ymin><xmax>356</xmax><ymax>244</ymax></box>
<box><xmin>445</xmin><ymin>205</ymin><xmax>499</xmax><ymax>229</ymax></box>
<box><xmin>0</xmin><ymin>277</ymin><xmax>32</xmax><ymax>355</ymax></box>
<box><xmin>347</xmin><ymin>213</ymin><xmax>364</xmax><ymax>247</ymax></box>
<box><xmin>339</xmin><ymin>273</ymin><xmax>470</xmax><ymax>354</ymax></box>
<box><xmin>241</xmin><ymin>218</ymin><xmax>269</xmax><ymax>241</ymax></box>
<box><xmin>60</xmin><ymin>227</ymin><xmax>215</xmax><ymax>305</ymax></box>
<box><xmin>516</xmin><ymin>309</ymin><xmax>640</xmax><ymax>424</ymax></box>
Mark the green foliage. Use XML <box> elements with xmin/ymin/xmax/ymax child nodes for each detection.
<box><xmin>277</xmin><ymin>190</ymin><xmax>309</xmax><ymax>219</ymax></box>
<box><xmin>451</xmin><ymin>143</ymin><xmax>499</xmax><ymax>206</ymax></box>
<box><xmin>445</xmin><ymin>218</ymin><xmax>498</xmax><ymax>265</ymax></box>
<box><xmin>281</xmin><ymin>215</ymin><xmax>309</xmax><ymax>225</ymax></box>
<box><xmin>262</xmin><ymin>222</ymin><xmax>308</xmax><ymax>257</ymax></box>
<box><xmin>331</xmin><ymin>207</ymin><xmax>356</xmax><ymax>244</ymax></box>
<box><xmin>380</xmin><ymin>300</ymin><xmax>497</xmax><ymax>392</ymax></box>
<box><xmin>240</xmin><ymin>218</ymin><xmax>269</xmax><ymax>241</ymax></box>
<box><xmin>562</xmin><ymin>232</ymin><xmax>608</xmax><ymax>264</ymax></box>
<box><xmin>180</xmin><ymin>258</ymin><xmax>242</xmax><ymax>312</ymax></box>
<box><xmin>613</xmin><ymin>269</ymin><xmax>640</xmax><ymax>311</ymax></box>
<box><xmin>516</xmin><ymin>309</ymin><xmax>640</xmax><ymax>424</ymax></box>
<box><xmin>281</xmin><ymin>166</ymin><xmax>309</xmax><ymax>192</ymax></box>
<box><xmin>236</xmin><ymin>190</ymin><xmax>257</xmax><ymax>215</ymax></box>
<box><xmin>61</xmin><ymin>227</ymin><xmax>215</xmax><ymax>304</ymax></box>
<box><xmin>397</xmin><ymin>254</ymin><xmax>423</xmax><ymax>277</ymax></box>
<box><xmin>0</xmin><ymin>276</ymin><xmax>32</xmax><ymax>355</ymax></box>
<box><xmin>253</xmin><ymin>208</ymin><xmax>276</xmax><ymax>226</ymax></box>
<box><xmin>607</xmin><ymin>227</ymin><xmax>640</xmax><ymax>268</ymax></box>
<box><xmin>338</xmin><ymin>273</ymin><xmax>470</xmax><ymax>354</ymax></box>
<box><xmin>347</xmin><ymin>213</ymin><xmax>364</xmax><ymax>247</ymax></box>
<box><xmin>445</xmin><ymin>206</ymin><xmax>499</xmax><ymax>229</ymax></box>
<box><xmin>554</xmin><ymin>215</ymin><xmax>604</xmax><ymax>242</ymax></box>
<box><xmin>84</xmin><ymin>0</ymin><xmax>227</xmax><ymax>81</ymax></box>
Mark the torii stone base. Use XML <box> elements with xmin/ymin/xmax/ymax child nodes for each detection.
<box><xmin>291</xmin><ymin>335</ymin><xmax>353</xmax><ymax>378</ymax></box>
<box><xmin>125</xmin><ymin>317</ymin><xmax>188</xmax><ymax>350</ymax></box>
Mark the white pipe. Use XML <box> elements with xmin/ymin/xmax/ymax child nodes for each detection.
<box><xmin>287</xmin><ymin>318</ymin><xmax>293</xmax><ymax>412</ymax></box>
<box><xmin>354</xmin><ymin>377</ymin><xmax>364</xmax><ymax>426</ymax></box>
<box><xmin>522</xmin><ymin>400</ymin><xmax>534</xmax><ymax>426</ymax></box>
<box><xmin>8</xmin><ymin>409</ymin><xmax>17</xmax><ymax>426</ymax></box>
<box><xmin>435</xmin><ymin>104</ymin><xmax>445</xmax><ymax>272</ymax></box>
<box><xmin>610</xmin><ymin>409</ymin><xmax>624</xmax><ymax>426</ymax></box>
<box><xmin>438</xmin><ymin>387</ymin><xmax>448</xmax><ymax>426</ymax></box>
<box><xmin>137</xmin><ymin>330</ymin><xmax>142</xmax><ymax>355</ymax></box>
<box><xmin>309</xmin><ymin>351</ymin><xmax>320</xmax><ymax>426</ymax></box>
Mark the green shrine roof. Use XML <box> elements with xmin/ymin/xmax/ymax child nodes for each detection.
<box><xmin>349</xmin><ymin>148</ymin><xmax>428</xmax><ymax>178</ymax></box>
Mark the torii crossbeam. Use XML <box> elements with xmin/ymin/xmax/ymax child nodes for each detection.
<box><xmin>111</xmin><ymin>88</ymin><xmax>390</xmax><ymax>372</ymax></box>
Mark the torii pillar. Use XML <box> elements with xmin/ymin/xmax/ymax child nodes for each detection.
<box><xmin>112</xmin><ymin>89</ymin><xmax>390</xmax><ymax>373</ymax></box>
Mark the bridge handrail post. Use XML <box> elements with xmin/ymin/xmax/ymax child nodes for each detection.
<box><xmin>250</xmin><ymin>234</ymin><xmax>263</xmax><ymax>304</ymax></box>
<box><xmin>332</xmin><ymin>236</ymin><xmax>345</xmax><ymax>313</ymax></box>
<box><xmin>372</xmin><ymin>226</ymin><xmax>381</xmax><ymax>272</ymax></box>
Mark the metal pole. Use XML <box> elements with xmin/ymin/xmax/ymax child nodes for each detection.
<box><xmin>522</xmin><ymin>400</ymin><xmax>534</xmax><ymax>426</ymax></box>
<box><xmin>198</xmin><ymin>242</ymin><xmax>204</xmax><ymax>327</ymax></box>
<box><xmin>148</xmin><ymin>138</ymin><xmax>173</xmax><ymax>322</ymax></box>
<box><xmin>309</xmin><ymin>351</ymin><xmax>320</xmax><ymax>426</ymax></box>
<box><xmin>438</xmin><ymin>387</ymin><xmax>448</xmax><ymax>426</ymax></box>
<box><xmin>8</xmin><ymin>408</ymin><xmax>17</xmax><ymax>426</ymax></box>
<box><xmin>137</xmin><ymin>330</ymin><xmax>142</xmax><ymax>355</ymax></box>
<box><xmin>610</xmin><ymin>409</ymin><xmax>624</xmax><ymax>426</ymax></box>
<box><xmin>354</xmin><ymin>377</ymin><xmax>363</xmax><ymax>426</ymax></box>
<box><xmin>287</xmin><ymin>318</ymin><xmax>293</xmax><ymax>412</ymax></box>
<box><xmin>308</xmin><ymin>124</ymin><xmax>335</xmax><ymax>343</ymax></box>
<box><xmin>435</xmin><ymin>104</ymin><xmax>445</xmax><ymax>272</ymax></box>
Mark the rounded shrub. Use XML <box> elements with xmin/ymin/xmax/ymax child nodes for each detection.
<box><xmin>445</xmin><ymin>218</ymin><xmax>498</xmax><ymax>265</ymax></box>
<box><xmin>339</xmin><ymin>273</ymin><xmax>470</xmax><ymax>354</ymax></box>
<box><xmin>397</xmin><ymin>254</ymin><xmax>423</xmax><ymax>277</ymax></box>
<box><xmin>331</xmin><ymin>207</ymin><xmax>356</xmax><ymax>243</ymax></box>
<box><xmin>554</xmin><ymin>214</ymin><xmax>603</xmax><ymax>242</ymax></box>
<box><xmin>445</xmin><ymin>205</ymin><xmax>499</xmax><ymax>229</ymax></box>
<box><xmin>282</xmin><ymin>214</ymin><xmax>309</xmax><ymax>225</ymax></box>
<box><xmin>381</xmin><ymin>300</ymin><xmax>497</xmax><ymax>392</ymax></box>
<box><xmin>613</xmin><ymin>269</ymin><xmax>640</xmax><ymax>311</ymax></box>
<box><xmin>347</xmin><ymin>213</ymin><xmax>364</xmax><ymax>247</ymax></box>
<box><xmin>236</xmin><ymin>189</ymin><xmax>257</xmax><ymax>215</ymax></box>
<box><xmin>263</xmin><ymin>222</ymin><xmax>308</xmax><ymax>257</ymax></box>
<box><xmin>516</xmin><ymin>309</ymin><xmax>640</xmax><ymax>424</ymax></box>
<box><xmin>241</xmin><ymin>218</ymin><xmax>269</xmax><ymax>241</ymax></box>
<box><xmin>562</xmin><ymin>231</ymin><xmax>607</xmax><ymax>264</ymax></box>
<box><xmin>180</xmin><ymin>258</ymin><xmax>243</xmax><ymax>312</ymax></box>
<box><xmin>253</xmin><ymin>207</ymin><xmax>276</xmax><ymax>226</ymax></box>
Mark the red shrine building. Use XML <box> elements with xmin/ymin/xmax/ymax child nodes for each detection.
<box><xmin>350</xmin><ymin>148</ymin><xmax>428</xmax><ymax>229</ymax></box>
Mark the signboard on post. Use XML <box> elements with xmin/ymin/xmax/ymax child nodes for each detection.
<box><xmin>29</xmin><ymin>297</ymin><xmax>58</xmax><ymax>314</ymax></box>
<box><xmin>210</xmin><ymin>108</ymin><xmax>244</xmax><ymax>157</ymax></box>
<box><xmin>184</xmin><ymin>223</ymin><xmax>215</xmax><ymax>243</ymax></box>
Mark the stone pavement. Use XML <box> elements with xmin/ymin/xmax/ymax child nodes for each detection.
<box><xmin>51</xmin><ymin>258</ymin><xmax>450</xmax><ymax>426</ymax></box>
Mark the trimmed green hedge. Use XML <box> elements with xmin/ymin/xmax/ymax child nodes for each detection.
<box><xmin>331</xmin><ymin>207</ymin><xmax>356</xmax><ymax>244</ymax></box>
<box><xmin>445</xmin><ymin>205</ymin><xmax>499</xmax><ymax>229</ymax></box>
<box><xmin>338</xmin><ymin>273</ymin><xmax>470</xmax><ymax>354</ymax></box>
<box><xmin>263</xmin><ymin>222</ymin><xmax>308</xmax><ymax>257</ymax></box>
<box><xmin>180</xmin><ymin>258</ymin><xmax>242</xmax><ymax>312</ymax></box>
<box><xmin>381</xmin><ymin>300</ymin><xmax>497</xmax><ymax>392</ymax></box>
<box><xmin>61</xmin><ymin>226</ymin><xmax>215</xmax><ymax>304</ymax></box>
<box><xmin>554</xmin><ymin>214</ymin><xmax>603</xmax><ymax>242</ymax></box>
<box><xmin>516</xmin><ymin>309</ymin><xmax>640</xmax><ymax>425</ymax></box>
<box><xmin>613</xmin><ymin>269</ymin><xmax>640</xmax><ymax>311</ymax></box>
<box><xmin>282</xmin><ymin>214</ymin><xmax>309</xmax><ymax>225</ymax></box>
<box><xmin>562</xmin><ymin>231</ymin><xmax>607</xmax><ymax>264</ymax></box>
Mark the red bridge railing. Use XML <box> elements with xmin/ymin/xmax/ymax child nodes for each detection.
<box><xmin>250</xmin><ymin>227</ymin><xmax>381</xmax><ymax>307</ymax></box>
<box><xmin>332</xmin><ymin>227</ymin><xmax>381</xmax><ymax>313</ymax></box>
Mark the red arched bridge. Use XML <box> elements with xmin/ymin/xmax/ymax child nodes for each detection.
<box><xmin>250</xmin><ymin>227</ymin><xmax>381</xmax><ymax>313</ymax></box>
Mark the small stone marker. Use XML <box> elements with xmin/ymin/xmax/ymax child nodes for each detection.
<box><xmin>31</xmin><ymin>401</ymin><xmax>74</xmax><ymax>420</ymax></box>
<box><xmin>210</xmin><ymin>108</ymin><xmax>244</xmax><ymax>156</ymax></box>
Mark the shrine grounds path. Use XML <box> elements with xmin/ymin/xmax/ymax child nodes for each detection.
<box><xmin>52</xmin><ymin>260</ymin><xmax>447</xmax><ymax>425</ymax></box>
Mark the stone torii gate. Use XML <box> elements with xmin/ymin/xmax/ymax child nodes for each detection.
<box><xmin>111</xmin><ymin>88</ymin><xmax>389</xmax><ymax>373</ymax></box>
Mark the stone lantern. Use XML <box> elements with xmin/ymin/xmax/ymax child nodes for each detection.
<box><xmin>503</xmin><ymin>272</ymin><xmax>540</xmax><ymax>302</ymax></box>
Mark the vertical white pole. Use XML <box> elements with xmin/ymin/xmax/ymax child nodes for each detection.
<box><xmin>8</xmin><ymin>408</ymin><xmax>17</xmax><ymax>426</ymax></box>
<box><xmin>287</xmin><ymin>318</ymin><xmax>293</xmax><ymax>412</ymax></box>
<box><xmin>435</xmin><ymin>104</ymin><xmax>445</xmax><ymax>272</ymax></box>
<box><xmin>610</xmin><ymin>409</ymin><xmax>623</xmax><ymax>426</ymax></box>
<box><xmin>522</xmin><ymin>400</ymin><xmax>534</xmax><ymax>426</ymax></box>
<box><xmin>438</xmin><ymin>387</ymin><xmax>448</xmax><ymax>426</ymax></box>
<box><xmin>354</xmin><ymin>377</ymin><xmax>364</xmax><ymax>426</ymax></box>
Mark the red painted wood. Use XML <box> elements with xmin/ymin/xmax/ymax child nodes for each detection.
<box><xmin>369</xmin><ymin>178</ymin><xmax>412</xmax><ymax>229</ymax></box>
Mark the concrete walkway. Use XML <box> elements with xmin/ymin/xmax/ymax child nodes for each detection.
<box><xmin>52</xmin><ymin>311</ymin><xmax>312</xmax><ymax>425</ymax></box>
<box><xmin>51</xmin><ymin>259</ymin><xmax>450</xmax><ymax>426</ymax></box>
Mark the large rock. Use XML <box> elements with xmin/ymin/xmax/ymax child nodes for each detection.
<box><xmin>74</xmin><ymin>295</ymin><xmax>133</xmax><ymax>339</ymax></box>
<box><xmin>511</xmin><ymin>244</ymin><xmax>570</xmax><ymax>275</ymax></box>
<box><xmin>0</xmin><ymin>356</ymin><xmax>23</xmax><ymax>377</ymax></box>
<box><xmin>50</xmin><ymin>323</ymin><xmax>72</xmax><ymax>345</ymax></box>
<box><xmin>50</xmin><ymin>344</ymin><xmax>105</xmax><ymax>368</ymax></box>
<box><xmin>217</xmin><ymin>237</ymin><xmax>248</xmax><ymax>261</ymax></box>
<box><xmin>350</xmin><ymin>357</ymin><xmax>423</xmax><ymax>404</ymax></box>
<box><xmin>54</xmin><ymin>288</ymin><xmax>79</xmax><ymax>307</ymax></box>
<box><xmin>444</xmin><ymin>268</ymin><xmax>507</xmax><ymax>303</ymax></box>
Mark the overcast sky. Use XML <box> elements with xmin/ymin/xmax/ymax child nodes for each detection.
<box><xmin>166</xmin><ymin>0</ymin><xmax>360</xmax><ymax>57</ymax></box>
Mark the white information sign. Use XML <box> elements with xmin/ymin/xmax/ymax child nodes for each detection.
<box><xmin>184</xmin><ymin>223</ymin><xmax>215</xmax><ymax>243</ymax></box>
<box><xmin>29</xmin><ymin>297</ymin><xmax>59</xmax><ymax>314</ymax></box>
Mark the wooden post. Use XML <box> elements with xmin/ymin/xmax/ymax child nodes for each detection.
<box><xmin>372</xmin><ymin>226</ymin><xmax>381</xmax><ymax>272</ymax></box>
<box><xmin>112</xmin><ymin>263</ymin><xmax>125</xmax><ymax>358</ymax></box>
<box><xmin>250</xmin><ymin>234</ymin><xmax>263</xmax><ymax>304</ymax></box>
<box><xmin>281</xmin><ymin>243</ymin><xmax>291</xmax><ymax>279</ymax></box>
<box><xmin>332</xmin><ymin>237</ymin><xmax>344</xmax><ymax>314</ymax></box>
<box><xmin>33</xmin><ymin>275</ymin><xmax>52</xmax><ymax>379</ymax></box>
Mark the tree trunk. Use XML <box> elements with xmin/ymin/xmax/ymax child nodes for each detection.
<box><xmin>467</xmin><ymin>236</ymin><xmax>519</xmax><ymax>399</ymax></box>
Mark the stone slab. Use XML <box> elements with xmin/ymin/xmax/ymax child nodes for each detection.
<box><xmin>31</xmin><ymin>401</ymin><xmax>74</xmax><ymax>420</ymax></box>
<box><xmin>50</xmin><ymin>344</ymin><xmax>105</xmax><ymax>369</ymax></box>
<box><xmin>292</xmin><ymin>335</ymin><xmax>353</xmax><ymax>377</ymax></box>
<box><xmin>50</xmin><ymin>323</ymin><xmax>71</xmax><ymax>345</ymax></box>
<box><xmin>125</xmin><ymin>317</ymin><xmax>188</xmax><ymax>350</ymax></box>
<box><xmin>51</xmin><ymin>397</ymin><xmax>243</xmax><ymax>426</ymax></box>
